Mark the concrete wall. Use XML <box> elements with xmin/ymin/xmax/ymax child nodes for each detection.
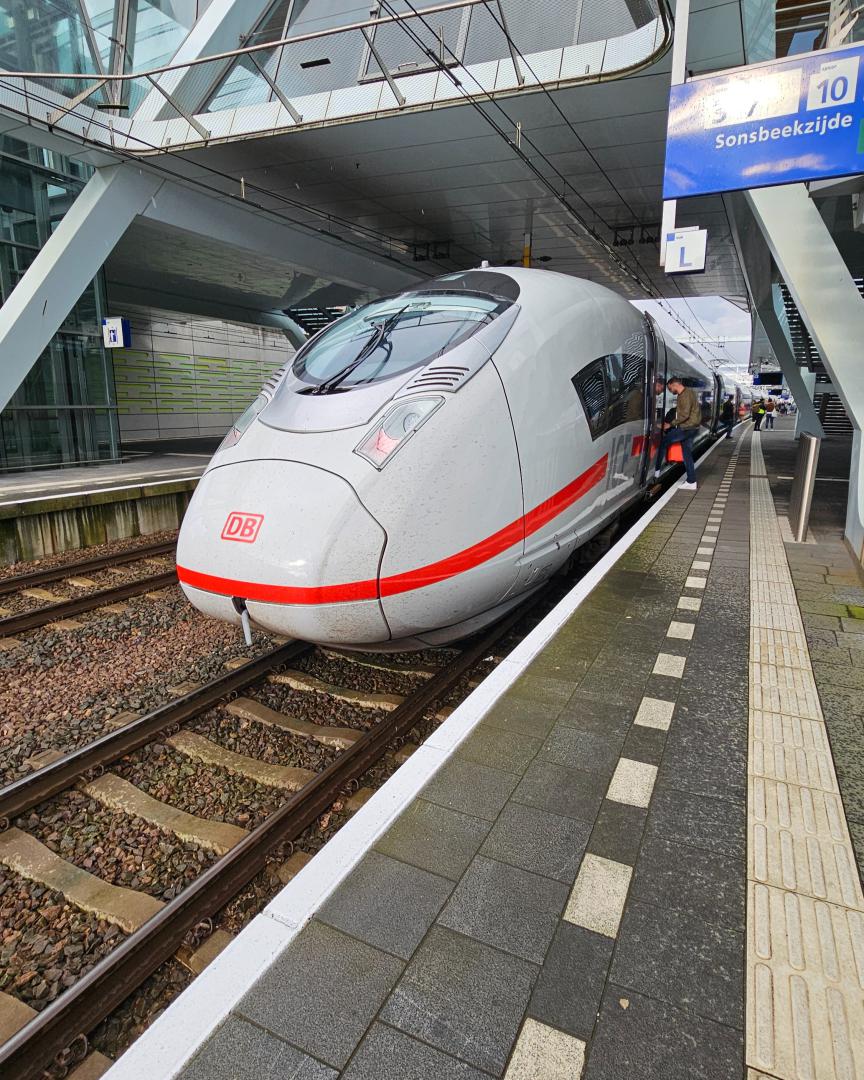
<box><xmin>0</xmin><ymin>480</ymin><xmax>198</xmax><ymax>565</ymax></box>
<box><xmin>110</xmin><ymin>305</ymin><xmax>293</xmax><ymax>445</ymax></box>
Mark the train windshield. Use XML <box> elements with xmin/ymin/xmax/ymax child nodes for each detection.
<box><xmin>292</xmin><ymin>292</ymin><xmax>511</xmax><ymax>393</ymax></box>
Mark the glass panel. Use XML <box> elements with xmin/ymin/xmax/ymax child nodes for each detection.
<box><xmin>81</xmin><ymin>0</ymin><xmax>115</xmax><ymax>67</ymax></box>
<box><xmin>127</xmin><ymin>0</ymin><xmax>197</xmax><ymax>72</ymax></box>
<box><xmin>0</xmin><ymin>143</ymin><xmax>119</xmax><ymax>470</ymax></box>
<box><xmin>290</xmin><ymin>293</ymin><xmax>509</xmax><ymax>392</ymax></box>
<box><xmin>572</xmin><ymin>361</ymin><xmax>608</xmax><ymax>439</ymax></box>
<box><xmin>0</xmin><ymin>0</ymin><xmax>114</xmax><ymax>96</ymax></box>
<box><xmin>362</xmin><ymin>2</ymin><xmax>468</xmax><ymax>81</ymax></box>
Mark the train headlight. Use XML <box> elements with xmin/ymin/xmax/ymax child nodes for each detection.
<box><xmin>354</xmin><ymin>397</ymin><xmax>444</xmax><ymax>469</ymax></box>
<box><xmin>218</xmin><ymin>394</ymin><xmax>268</xmax><ymax>451</ymax></box>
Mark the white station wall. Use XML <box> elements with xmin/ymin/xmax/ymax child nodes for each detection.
<box><xmin>110</xmin><ymin>305</ymin><xmax>293</xmax><ymax>444</ymax></box>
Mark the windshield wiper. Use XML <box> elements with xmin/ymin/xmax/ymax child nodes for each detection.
<box><xmin>310</xmin><ymin>305</ymin><xmax>408</xmax><ymax>395</ymax></box>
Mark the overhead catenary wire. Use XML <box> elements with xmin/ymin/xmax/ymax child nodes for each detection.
<box><xmin>3</xmin><ymin>10</ymin><xmax>734</xmax><ymax>361</ymax></box>
<box><xmin>374</xmin><ymin>0</ymin><xmax>728</xmax><ymax>363</ymax></box>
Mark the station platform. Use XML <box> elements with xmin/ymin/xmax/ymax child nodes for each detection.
<box><xmin>107</xmin><ymin>422</ymin><xmax>864</xmax><ymax>1080</ymax></box>
<box><xmin>0</xmin><ymin>453</ymin><xmax>208</xmax><ymax>564</ymax></box>
<box><xmin>0</xmin><ymin>453</ymin><xmax>208</xmax><ymax>507</ymax></box>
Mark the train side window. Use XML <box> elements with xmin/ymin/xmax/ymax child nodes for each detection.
<box><xmin>572</xmin><ymin>360</ymin><xmax>608</xmax><ymax>439</ymax></box>
<box><xmin>604</xmin><ymin>336</ymin><xmax>646</xmax><ymax>428</ymax></box>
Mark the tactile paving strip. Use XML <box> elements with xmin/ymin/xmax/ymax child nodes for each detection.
<box><xmin>747</xmin><ymin>436</ymin><xmax>864</xmax><ymax>1079</ymax></box>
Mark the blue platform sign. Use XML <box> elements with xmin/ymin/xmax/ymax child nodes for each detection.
<box><xmin>664</xmin><ymin>43</ymin><xmax>864</xmax><ymax>199</ymax></box>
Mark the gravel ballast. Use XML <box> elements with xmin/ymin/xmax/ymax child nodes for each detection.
<box><xmin>18</xmin><ymin>793</ymin><xmax>217</xmax><ymax>901</ymax></box>
<box><xmin>0</xmin><ymin>591</ymin><xmax>275</xmax><ymax>783</ymax></box>
<box><xmin>0</xmin><ymin>867</ymin><xmax>126</xmax><ymax>1012</ymax></box>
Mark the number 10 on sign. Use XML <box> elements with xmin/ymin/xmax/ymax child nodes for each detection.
<box><xmin>806</xmin><ymin>56</ymin><xmax>858</xmax><ymax>110</ymax></box>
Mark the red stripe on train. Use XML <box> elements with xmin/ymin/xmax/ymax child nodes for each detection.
<box><xmin>176</xmin><ymin>454</ymin><xmax>608</xmax><ymax>606</ymax></box>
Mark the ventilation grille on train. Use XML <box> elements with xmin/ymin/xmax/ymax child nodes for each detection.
<box><xmin>399</xmin><ymin>365</ymin><xmax>472</xmax><ymax>393</ymax></box>
<box><xmin>261</xmin><ymin>362</ymin><xmax>290</xmax><ymax>399</ymax></box>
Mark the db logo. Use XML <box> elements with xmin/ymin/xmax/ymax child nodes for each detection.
<box><xmin>221</xmin><ymin>512</ymin><xmax>264</xmax><ymax>543</ymax></box>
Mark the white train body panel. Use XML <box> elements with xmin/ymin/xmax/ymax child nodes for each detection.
<box><xmin>177</xmin><ymin>268</ymin><xmax>720</xmax><ymax>649</ymax></box>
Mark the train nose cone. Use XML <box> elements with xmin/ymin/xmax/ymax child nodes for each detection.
<box><xmin>176</xmin><ymin>460</ymin><xmax>390</xmax><ymax>644</ymax></box>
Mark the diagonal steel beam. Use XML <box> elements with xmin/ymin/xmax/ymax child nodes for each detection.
<box><xmin>247</xmin><ymin>51</ymin><xmax>303</xmax><ymax>122</ymax></box>
<box><xmin>360</xmin><ymin>26</ymin><xmax>406</xmax><ymax>107</ymax></box>
<box><xmin>144</xmin><ymin>74</ymin><xmax>211</xmax><ymax>140</ymax></box>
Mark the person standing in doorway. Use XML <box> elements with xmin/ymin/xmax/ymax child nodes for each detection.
<box><xmin>657</xmin><ymin>377</ymin><xmax>701</xmax><ymax>491</ymax></box>
<box><xmin>720</xmin><ymin>395</ymin><xmax>735</xmax><ymax>439</ymax></box>
<box><xmin>764</xmin><ymin>397</ymin><xmax>776</xmax><ymax>429</ymax></box>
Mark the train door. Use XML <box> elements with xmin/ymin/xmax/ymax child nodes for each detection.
<box><xmin>603</xmin><ymin>337</ymin><xmax>649</xmax><ymax>508</ymax></box>
<box><xmin>642</xmin><ymin>320</ymin><xmax>668</xmax><ymax>481</ymax></box>
<box><xmin>712</xmin><ymin>375</ymin><xmax>724</xmax><ymax>431</ymax></box>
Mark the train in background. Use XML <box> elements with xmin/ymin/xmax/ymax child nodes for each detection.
<box><xmin>177</xmin><ymin>268</ymin><xmax>746</xmax><ymax>650</ymax></box>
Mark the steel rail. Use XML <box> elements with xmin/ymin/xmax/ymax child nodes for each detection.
<box><xmin>0</xmin><ymin>570</ymin><xmax>178</xmax><ymax>637</ymax></box>
<box><xmin>0</xmin><ymin>601</ymin><xmax>532</xmax><ymax>1080</ymax></box>
<box><xmin>0</xmin><ymin>540</ymin><xmax>176</xmax><ymax>597</ymax></box>
<box><xmin>0</xmin><ymin>640</ymin><xmax>312</xmax><ymax>823</ymax></box>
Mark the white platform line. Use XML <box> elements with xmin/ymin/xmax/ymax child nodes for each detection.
<box><xmin>102</xmin><ymin>436</ymin><xmax>732</xmax><ymax>1080</ymax></box>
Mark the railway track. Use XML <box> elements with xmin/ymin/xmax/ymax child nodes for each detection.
<box><xmin>0</xmin><ymin>540</ymin><xmax>176</xmax><ymax>598</ymax></box>
<box><xmin>0</xmin><ymin>536</ymin><xmax>180</xmax><ymax>637</ymax></box>
<box><xmin>0</xmin><ymin>603</ymin><xmax>531</xmax><ymax>1080</ymax></box>
<box><xmin>0</xmin><ymin>570</ymin><xmax>178</xmax><ymax>637</ymax></box>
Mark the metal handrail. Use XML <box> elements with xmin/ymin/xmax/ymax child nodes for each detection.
<box><xmin>0</xmin><ymin>0</ymin><xmax>489</xmax><ymax>83</ymax></box>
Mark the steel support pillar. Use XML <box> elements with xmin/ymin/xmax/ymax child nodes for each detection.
<box><xmin>754</xmin><ymin>303</ymin><xmax>825</xmax><ymax>438</ymax></box>
<box><xmin>0</xmin><ymin>164</ymin><xmax>163</xmax><ymax>413</ymax></box>
<box><xmin>746</xmin><ymin>182</ymin><xmax>864</xmax><ymax>561</ymax></box>
<box><xmin>795</xmin><ymin>370</ymin><xmax>818</xmax><ymax>439</ymax></box>
<box><xmin>724</xmin><ymin>190</ymin><xmax>824</xmax><ymax>438</ymax></box>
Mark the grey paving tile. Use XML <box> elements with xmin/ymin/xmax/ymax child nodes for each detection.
<box><xmin>586</xmin><ymin>799</ymin><xmax>647</xmax><ymax>866</ymax></box>
<box><xmin>647</xmin><ymin>787</ymin><xmax>745</xmax><ymax>859</ymax></box>
<box><xmin>847</xmin><ymin>819</ymin><xmax>864</xmax><ymax>879</ymax></box>
<box><xmin>558</xmin><ymin>692</ymin><xmax>635</xmax><ymax>738</ymax></box>
<box><xmin>375</xmin><ymin>798</ymin><xmax>489</xmax><ymax>881</ymax></box>
<box><xmin>622</xmin><ymin>725</ymin><xmax>666</xmax><ymax>767</ymax></box>
<box><xmin>421</xmin><ymin>758</ymin><xmax>519</xmax><ymax>822</ymax></box>
<box><xmin>529</xmin><ymin>651</ymin><xmax>593</xmax><ymax>682</ymax></box>
<box><xmin>512</xmin><ymin>759</ymin><xmax>607</xmax><ymax>823</ymax></box>
<box><xmin>611</xmin><ymin>901</ymin><xmax>743</xmax><ymax>1029</ymax></box>
<box><xmin>481</xmin><ymin>695</ymin><xmax>560</xmax><ymax>738</ymax></box>
<box><xmin>528</xmin><ymin>921</ymin><xmax>614</xmax><ymax>1040</ymax></box>
<box><xmin>630</xmin><ymin>835</ymin><xmax>745</xmax><ymax>931</ymax></box>
<box><xmin>238</xmin><ymin>921</ymin><xmax>402</xmax><ymax>1069</ymax></box>
<box><xmin>177</xmin><ymin>1015</ymin><xmax>337</xmax><ymax>1080</ymax></box>
<box><xmin>813</xmin><ymin>662</ymin><xmax>864</xmax><ymax>688</ymax></box>
<box><xmin>479</xmin><ymin>802</ymin><xmax>591</xmax><ymax>883</ymax></box>
<box><xmin>573</xmin><ymin>673</ymin><xmax>646</xmax><ymax>708</ymax></box>
<box><xmin>342</xmin><ymin>1023</ymin><xmax>487</xmax><ymax>1080</ymax></box>
<box><xmin>809</xmin><ymin>645</ymin><xmax>855</xmax><ymax>666</ymax></box>
<box><xmin>456</xmin><ymin>725</ymin><xmax>542</xmax><ymax>775</ymax></box>
<box><xmin>318</xmin><ymin>851</ymin><xmax>452</xmax><ymax>960</ymax></box>
<box><xmin>381</xmin><ymin>926</ymin><xmax>537</xmax><ymax>1075</ymax></box>
<box><xmin>438</xmin><ymin>854</ymin><xmax>567</xmax><ymax>963</ymax></box>
<box><xmin>508</xmin><ymin>673</ymin><xmax>581</xmax><ymax>706</ymax></box>
<box><xmin>538</xmin><ymin>725</ymin><xmax>621</xmax><ymax>774</ymax></box>
<box><xmin>658</xmin><ymin>727</ymin><xmax>747</xmax><ymax>799</ymax></box>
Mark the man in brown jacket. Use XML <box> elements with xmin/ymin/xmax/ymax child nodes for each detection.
<box><xmin>657</xmin><ymin>377</ymin><xmax>701</xmax><ymax>490</ymax></box>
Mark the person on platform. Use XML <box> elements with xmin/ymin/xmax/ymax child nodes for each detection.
<box><xmin>656</xmin><ymin>377</ymin><xmax>701</xmax><ymax>491</ymax></box>
<box><xmin>753</xmin><ymin>399</ymin><xmax>766</xmax><ymax>431</ymax></box>
<box><xmin>764</xmin><ymin>397</ymin><xmax>776</xmax><ymax>429</ymax></box>
<box><xmin>720</xmin><ymin>395</ymin><xmax>735</xmax><ymax>439</ymax></box>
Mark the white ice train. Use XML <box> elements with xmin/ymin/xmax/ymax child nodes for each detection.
<box><xmin>177</xmin><ymin>268</ymin><xmax>741</xmax><ymax>650</ymax></box>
